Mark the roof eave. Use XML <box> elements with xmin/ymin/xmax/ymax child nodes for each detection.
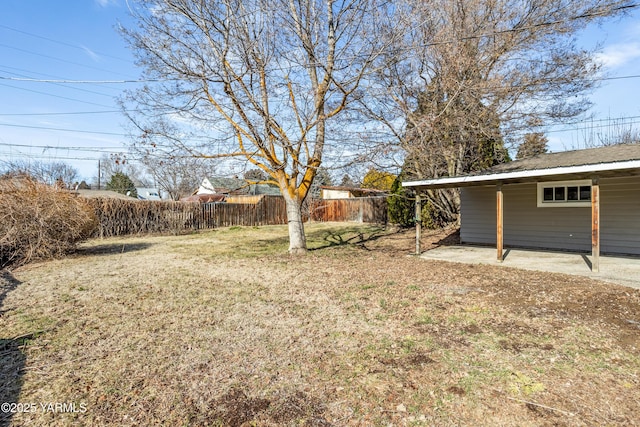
<box><xmin>402</xmin><ymin>160</ymin><xmax>640</xmax><ymax>190</ymax></box>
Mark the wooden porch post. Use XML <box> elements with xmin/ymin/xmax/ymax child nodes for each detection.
<box><xmin>415</xmin><ymin>193</ymin><xmax>422</xmax><ymax>255</ymax></box>
<box><xmin>497</xmin><ymin>183</ymin><xmax>504</xmax><ymax>262</ymax></box>
<box><xmin>591</xmin><ymin>177</ymin><xmax>600</xmax><ymax>272</ymax></box>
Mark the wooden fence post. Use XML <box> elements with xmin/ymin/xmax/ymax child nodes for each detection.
<box><xmin>496</xmin><ymin>184</ymin><xmax>504</xmax><ymax>262</ymax></box>
<box><xmin>415</xmin><ymin>193</ymin><xmax>422</xmax><ymax>255</ymax></box>
<box><xmin>591</xmin><ymin>177</ymin><xmax>600</xmax><ymax>273</ymax></box>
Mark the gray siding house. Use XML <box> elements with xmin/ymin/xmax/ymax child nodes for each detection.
<box><xmin>403</xmin><ymin>144</ymin><xmax>640</xmax><ymax>270</ymax></box>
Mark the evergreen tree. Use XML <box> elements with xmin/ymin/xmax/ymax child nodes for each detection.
<box><xmin>387</xmin><ymin>176</ymin><xmax>415</xmax><ymax>227</ymax></box>
<box><xmin>402</xmin><ymin>79</ymin><xmax>510</xmax><ymax>225</ymax></box>
<box><xmin>340</xmin><ymin>174</ymin><xmax>356</xmax><ymax>187</ymax></box>
<box><xmin>106</xmin><ymin>172</ymin><xmax>138</xmax><ymax>198</ymax></box>
<box><xmin>243</xmin><ymin>168</ymin><xmax>268</xmax><ymax>182</ymax></box>
<box><xmin>310</xmin><ymin>167</ymin><xmax>333</xmax><ymax>199</ymax></box>
<box><xmin>517</xmin><ymin>133</ymin><xmax>549</xmax><ymax>159</ymax></box>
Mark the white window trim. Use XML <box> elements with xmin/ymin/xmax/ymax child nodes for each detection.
<box><xmin>537</xmin><ymin>179</ymin><xmax>592</xmax><ymax>208</ymax></box>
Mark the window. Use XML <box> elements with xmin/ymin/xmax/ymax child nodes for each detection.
<box><xmin>537</xmin><ymin>180</ymin><xmax>592</xmax><ymax>207</ymax></box>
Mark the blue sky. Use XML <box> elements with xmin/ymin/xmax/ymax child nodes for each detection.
<box><xmin>1</xmin><ymin>1</ymin><xmax>640</xmax><ymax>181</ymax></box>
<box><xmin>0</xmin><ymin>0</ymin><xmax>139</xmax><ymax>181</ymax></box>
<box><xmin>548</xmin><ymin>8</ymin><xmax>640</xmax><ymax>151</ymax></box>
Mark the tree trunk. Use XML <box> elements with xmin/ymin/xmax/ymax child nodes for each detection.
<box><xmin>283</xmin><ymin>192</ymin><xmax>307</xmax><ymax>255</ymax></box>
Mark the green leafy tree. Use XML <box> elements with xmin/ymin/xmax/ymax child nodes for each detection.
<box><xmin>362</xmin><ymin>169</ymin><xmax>396</xmax><ymax>191</ymax></box>
<box><xmin>106</xmin><ymin>172</ymin><xmax>138</xmax><ymax>198</ymax></box>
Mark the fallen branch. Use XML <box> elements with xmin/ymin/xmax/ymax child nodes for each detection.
<box><xmin>505</xmin><ymin>395</ymin><xmax>575</xmax><ymax>417</ymax></box>
<box><xmin>492</xmin><ymin>387</ymin><xmax>575</xmax><ymax>417</ymax></box>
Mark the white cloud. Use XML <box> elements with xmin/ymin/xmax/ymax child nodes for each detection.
<box><xmin>81</xmin><ymin>46</ymin><xmax>101</xmax><ymax>62</ymax></box>
<box><xmin>95</xmin><ymin>0</ymin><xmax>117</xmax><ymax>7</ymax></box>
<box><xmin>595</xmin><ymin>42</ymin><xmax>640</xmax><ymax>69</ymax></box>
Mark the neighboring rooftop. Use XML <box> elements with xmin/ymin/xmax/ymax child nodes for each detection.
<box><xmin>320</xmin><ymin>185</ymin><xmax>388</xmax><ymax>196</ymax></box>
<box><xmin>74</xmin><ymin>189</ymin><xmax>138</xmax><ymax>200</ymax></box>
<box><xmin>198</xmin><ymin>177</ymin><xmax>280</xmax><ymax>196</ymax></box>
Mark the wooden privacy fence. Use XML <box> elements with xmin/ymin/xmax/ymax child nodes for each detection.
<box><xmin>87</xmin><ymin>195</ymin><xmax>287</xmax><ymax>237</ymax></box>
<box><xmin>308</xmin><ymin>197</ymin><xmax>388</xmax><ymax>224</ymax></box>
<box><xmin>200</xmin><ymin>195</ymin><xmax>287</xmax><ymax>228</ymax></box>
<box><xmin>86</xmin><ymin>195</ymin><xmax>388</xmax><ymax>237</ymax></box>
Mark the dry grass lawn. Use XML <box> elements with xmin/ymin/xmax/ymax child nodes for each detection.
<box><xmin>1</xmin><ymin>223</ymin><xmax>639</xmax><ymax>426</ymax></box>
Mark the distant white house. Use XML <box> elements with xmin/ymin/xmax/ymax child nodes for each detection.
<box><xmin>197</xmin><ymin>177</ymin><xmax>217</xmax><ymax>195</ymax></box>
<box><xmin>197</xmin><ymin>177</ymin><xmax>244</xmax><ymax>195</ymax></box>
<box><xmin>197</xmin><ymin>177</ymin><xmax>281</xmax><ymax>196</ymax></box>
<box><xmin>136</xmin><ymin>187</ymin><xmax>162</xmax><ymax>200</ymax></box>
<box><xmin>319</xmin><ymin>185</ymin><xmax>387</xmax><ymax>199</ymax></box>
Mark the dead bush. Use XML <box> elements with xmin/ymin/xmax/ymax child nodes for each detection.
<box><xmin>86</xmin><ymin>198</ymin><xmax>201</xmax><ymax>237</ymax></box>
<box><xmin>0</xmin><ymin>176</ymin><xmax>97</xmax><ymax>268</ymax></box>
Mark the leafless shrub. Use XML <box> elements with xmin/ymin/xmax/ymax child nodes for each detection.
<box><xmin>0</xmin><ymin>177</ymin><xmax>97</xmax><ymax>268</ymax></box>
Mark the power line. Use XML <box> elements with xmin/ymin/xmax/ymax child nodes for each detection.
<box><xmin>547</xmin><ymin>114</ymin><xmax>640</xmax><ymax>127</ymax></box>
<box><xmin>0</xmin><ymin>122</ymin><xmax>127</xmax><ymax>137</ymax></box>
<box><xmin>0</xmin><ymin>3</ymin><xmax>635</xmax><ymax>104</ymax></box>
<box><xmin>0</xmin><ymin>142</ymin><xmax>127</xmax><ymax>152</ymax></box>
<box><xmin>0</xmin><ymin>82</ymin><xmax>115</xmax><ymax>109</ymax></box>
<box><xmin>0</xmin><ymin>151</ymin><xmax>119</xmax><ymax>162</ymax></box>
<box><xmin>3</xmin><ymin>71</ymin><xmax>640</xmax><ymax>86</ymax></box>
<box><xmin>545</xmin><ymin>118</ymin><xmax>640</xmax><ymax>134</ymax></box>
<box><xmin>0</xmin><ymin>43</ymin><xmax>135</xmax><ymax>79</ymax></box>
<box><xmin>2</xmin><ymin>115</ymin><xmax>638</xmax><ymax>143</ymax></box>
<box><xmin>439</xmin><ymin>3</ymin><xmax>640</xmax><ymax>45</ymax></box>
<box><xmin>0</xmin><ymin>64</ymin><xmax>125</xmax><ymax>94</ymax></box>
<box><xmin>0</xmin><ymin>76</ymin><xmax>163</xmax><ymax>84</ymax></box>
<box><xmin>599</xmin><ymin>74</ymin><xmax>640</xmax><ymax>81</ymax></box>
<box><xmin>0</xmin><ymin>24</ymin><xmax>132</xmax><ymax>63</ymax></box>
<box><xmin>0</xmin><ymin>73</ymin><xmax>119</xmax><ymax>99</ymax></box>
<box><xmin>0</xmin><ymin>110</ymin><xmax>122</xmax><ymax>117</ymax></box>
<box><xmin>1</xmin><ymin>1</ymin><xmax>627</xmax><ymax>85</ymax></box>
<box><xmin>0</xmin><ymin>4</ymin><xmax>638</xmax><ymax>151</ymax></box>
<box><xmin>0</xmin><ymin>107</ymin><xmax>174</xmax><ymax>117</ymax></box>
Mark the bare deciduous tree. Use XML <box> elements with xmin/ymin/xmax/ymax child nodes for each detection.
<box><xmin>1</xmin><ymin>159</ymin><xmax>79</xmax><ymax>188</ymax></box>
<box><xmin>139</xmin><ymin>151</ymin><xmax>213</xmax><ymax>200</ymax></box>
<box><xmin>363</xmin><ymin>0</ymin><xmax>632</xmax><ymax>223</ymax></box>
<box><xmin>94</xmin><ymin>154</ymin><xmax>149</xmax><ymax>189</ymax></box>
<box><xmin>577</xmin><ymin>116</ymin><xmax>640</xmax><ymax>148</ymax></box>
<box><xmin>121</xmin><ymin>0</ymin><xmax>388</xmax><ymax>253</ymax></box>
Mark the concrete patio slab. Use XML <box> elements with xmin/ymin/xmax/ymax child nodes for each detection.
<box><xmin>420</xmin><ymin>245</ymin><xmax>640</xmax><ymax>289</ymax></box>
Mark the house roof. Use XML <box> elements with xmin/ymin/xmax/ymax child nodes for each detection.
<box><xmin>205</xmin><ymin>177</ymin><xmax>246</xmax><ymax>190</ymax></box>
<box><xmin>248</xmin><ymin>183</ymin><xmax>281</xmax><ymax>196</ymax></box>
<box><xmin>198</xmin><ymin>177</ymin><xmax>280</xmax><ymax>196</ymax></box>
<box><xmin>320</xmin><ymin>185</ymin><xmax>387</xmax><ymax>196</ymax></box>
<box><xmin>403</xmin><ymin>144</ymin><xmax>640</xmax><ymax>189</ymax></box>
<box><xmin>180</xmin><ymin>193</ymin><xmax>226</xmax><ymax>203</ymax></box>
<box><xmin>75</xmin><ymin>189</ymin><xmax>138</xmax><ymax>200</ymax></box>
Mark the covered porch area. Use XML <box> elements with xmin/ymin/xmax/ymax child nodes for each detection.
<box><xmin>403</xmin><ymin>145</ymin><xmax>640</xmax><ymax>275</ymax></box>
